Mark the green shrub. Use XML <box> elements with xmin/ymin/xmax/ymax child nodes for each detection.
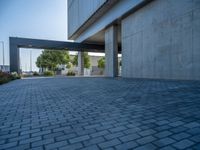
<box><xmin>98</xmin><ymin>57</ymin><xmax>105</xmax><ymax>69</ymax></box>
<box><xmin>33</xmin><ymin>72</ymin><xmax>39</xmax><ymax>76</ymax></box>
<box><xmin>66</xmin><ymin>70</ymin><xmax>75</xmax><ymax>76</ymax></box>
<box><xmin>11</xmin><ymin>72</ymin><xmax>21</xmax><ymax>79</ymax></box>
<box><xmin>0</xmin><ymin>76</ymin><xmax>10</xmax><ymax>84</ymax></box>
<box><xmin>0</xmin><ymin>71</ymin><xmax>20</xmax><ymax>85</ymax></box>
<box><xmin>43</xmin><ymin>71</ymin><xmax>54</xmax><ymax>76</ymax></box>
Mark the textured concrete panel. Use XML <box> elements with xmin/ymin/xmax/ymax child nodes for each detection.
<box><xmin>122</xmin><ymin>0</ymin><xmax>200</xmax><ymax>80</ymax></box>
<box><xmin>68</xmin><ymin>0</ymin><xmax>106</xmax><ymax>38</ymax></box>
<box><xmin>78</xmin><ymin>52</ymin><xmax>84</xmax><ymax>75</ymax></box>
<box><xmin>105</xmin><ymin>26</ymin><xmax>118</xmax><ymax>77</ymax></box>
<box><xmin>193</xmin><ymin>7</ymin><xmax>200</xmax><ymax>80</ymax></box>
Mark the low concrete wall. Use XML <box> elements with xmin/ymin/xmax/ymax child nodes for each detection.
<box><xmin>122</xmin><ymin>0</ymin><xmax>200</xmax><ymax>80</ymax></box>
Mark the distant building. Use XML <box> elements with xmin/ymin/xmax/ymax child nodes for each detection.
<box><xmin>0</xmin><ymin>65</ymin><xmax>9</xmax><ymax>72</ymax></box>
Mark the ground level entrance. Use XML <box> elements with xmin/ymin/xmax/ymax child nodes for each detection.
<box><xmin>9</xmin><ymin>37</ymin><xmax>104</xmax><ymax>73</ymax></box>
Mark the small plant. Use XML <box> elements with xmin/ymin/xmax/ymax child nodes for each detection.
<box><xmin>33</xmin><ymin>72</ymin><xmax>39</xmax><ymax>76</ymax></box>
<box><xmin>0</xmin><ymin>71</ymin><xmax>20</xmax><ymax>85</ymax></box>
<box><xmin>66</xmin><ymin>70</ymin><xmax>75</xmax><ymax>76</ymax></box>
<box><xmin>98</xmin><ymin>57</ymin><xmax>105</xmax><ymax>69</ymax></box>
<box><xmin>11</xmin><ymin>72</ymin><xmax>21</xmax><ymax>79</ymax></box>
<box><xmin>66</xmin><ymin>62</ymin><xmax>72</xmax><ymax>69</ymax></box>
<box><xmin>43</xmin><ymin>71</ymin><xmax>54</xmax><ymax>76</ymax></box>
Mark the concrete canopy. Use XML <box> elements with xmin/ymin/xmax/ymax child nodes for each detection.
<box><xmin>9</xmin><ymin>37</ymin><xmax>104</xmax><ymax>73</ymax></box>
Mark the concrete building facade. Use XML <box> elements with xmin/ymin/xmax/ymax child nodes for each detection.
<box><xmin>68</xmin><ymin>0</ymin><xmax>200</xmax><ymax>80</ymax></box>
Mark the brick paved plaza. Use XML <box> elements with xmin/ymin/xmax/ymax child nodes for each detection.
<box><xmin>0</xmin><ymin>77</ymin><xmax>200</xmax><ymax>150</ymax></box>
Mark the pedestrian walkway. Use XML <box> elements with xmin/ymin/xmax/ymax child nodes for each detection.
<box><xmin>0</xmin><ymin>77</ymin><xmax>200</xmax><ymax>149</ymax></box>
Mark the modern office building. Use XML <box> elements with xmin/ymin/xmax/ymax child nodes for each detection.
<box><xmin>68</xmin><ymin>0</ymin><xmax>200</xmax><ymax>80</ymax></box>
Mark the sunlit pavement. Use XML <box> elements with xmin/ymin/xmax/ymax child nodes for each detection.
<box><xmin>0</xmin><ymin>77</ymin><xmax>200</xmax><ymax>150</ymax></box>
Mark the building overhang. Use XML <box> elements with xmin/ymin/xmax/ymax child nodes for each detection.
<box><xmin>68</xmin><ymin>0</ymin><xmax>119</xmax><ymax>40</ymax></box>
<box><xmin>71</xmin><ymin>0</ymin><xmax>153</xmax><ymax>43</ymax></box>
<box><xmin>10</xmin><ymin>37</ymin><xmax>105</xmax><ymax>52</ymax></box>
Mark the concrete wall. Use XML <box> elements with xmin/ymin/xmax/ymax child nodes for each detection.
<box><xmin>122</xmin><ymin>0</ymin><xmax>200</xmax><ymax>80</ymax></box>
<box><xmin>68</xmin><ymin>0</ymin><xmax>106</xmax><ymax>38</ymax></box>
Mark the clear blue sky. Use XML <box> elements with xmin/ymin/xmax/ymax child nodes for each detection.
<box><xmin>0</xmin><ymin>0</ymin><xmax>105</xmax><ymax>72</ymax></box>
<box><xmin>0</xmin><ymin>0</ymin><xmax>68</xmax><ymax>71</ymax></box>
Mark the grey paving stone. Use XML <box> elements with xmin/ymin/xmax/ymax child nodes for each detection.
<box><xmin>43</xmin><ymin>132</ymin><xmax>64</xmax><ymax>139</ymax></box>
<box><xmin>139</xmin><ymin>129</ymin><xmax>157</xmax><ymax>136</ymax></box>
<box><xmin>119</xmin><ymin>133</ymin><xmax>141</xmax><ymax>142</ymax></box>
<box><xmin>30</xmin><ymin>146</ymin><xmax>44</xmax><ymax>150</ymax></box>
<box><xmin>8</xmin><ymin>134</ymin><xmax>30</xmax><ymax>142</ymax></box>
<box><xmin>104</xmin><ymin>148</ymin><xmax>115</xmax><ymax>150</ymax></box>
<box><xmin>115</xmin><ymin>141</ymin><xmax>138</xmax><ymax>150</ymax></box>
<box><xmin>31</xmin><ymin>138</ymin><xmax>54</xmax><ymax>147</ymax></box>
<box><xmin>83</xmin><ymin>136</ymin><xmax>105</xmax><ymax>146</ymax></box>
<box><xmin>45</xmin><ymin>140</ymin><xmax>68</xmax><ymax>150</ymax></box>
<box><xmin>154</xmin><ymin>131</ymin><xmax>172</xmax><ymax>138</ymax></box>
<box><xmin>20</xmin><ymin>128</ymin><xmax>40</xmax><ymax>135</ymax></box>
<box><xmin>160</xmin><ymin>146</ymin><xmax>176</xmax><ymax>150</ymax></box>
<box><xmin>153</xmin><ymin>137</ymin><xmax>176</xmax><ymax>147</ymax></box>
<box><xmin>109</xmin><ymin>126</ymin><xmax>127</xmax><ymax>133</ymax></box>
<box><xmin>6</xmin><ymin>144</ymin><xmax>30</xmax><ymax>150</ymax></box>
<box><xmin>91</xmin><ymin>130</ymin><xmax>109</xmax><ymax>138</ymax></box>
<box><xmin>0</xmin><ymin>140</ymin><xmax>5</xmax><ymax>145</ymax></box>
<box><xmin>171</xmin><ymin>132</ymin><xmax>191</xmax><ymax>140</ymax></box>
<box><xmin>173</xmin><ymin>139</ymin><xmax>195</xmax><ymax>149</ymax></box>
<box><xmin>84</xmin><ymin>124</ymin><xmax>101</xmax><ymax>129</ymax></box>
<box><xmin>31</xmin><ymin>130</ymin><xmax>51</xmax><ymax>137</ymax></box>
<box><xmin>134</xmin><ymin>143</ymin><xmax>157</xmax><ymax>150</ymax></box>
<box><xmin>184</xmin><ymin>122</ymin><xmax>200</xmax><ymax>129</ymax></box>
<box><xmin>59</xmin><ymin>142</ymin><xmax>83</xmax><ymax>150</ymax></box>
<box><xmin>0</xmin><ymin>77</ymin><xmax>200</xmax><ymax>149</ymax></box>
<box><xmin>105</xmin><ymin>132</ymin><xmax>124</xmax><ymax>140</ymax></box>
<box><xmin>69</xmin><ymin>135</ymin><xmax>90</xmax><ymax>144</ymax></box>
<box><xmin>136</xmin><ymin>135</ymin><xmax>156</xmax><ymax>145</ymax></box>
<box><xmin>0</xmin><ymin>133</ymin><xmax>18</xmax><ymax>140</ymax></box>
<box><xmin>169</xmin><ymin>121</ymin><xmax>185</xmax><ymax>127</ymax></box>
<box><xmin>81</xmin><ymin>145</ymin><xmax>100</xmax><ymax>150</ymax></box>
<box><xmin>96</xmin><ymin>124</ymin><xmax>113</xmax><ymax>131</ymax></box>
<box><xmin>53</xmin><ymin>126</ymin><xmax>71</xmax><ymax>132</ymax></box>
<box><xmin>187</xmin><ymin>127</ymin><xmax>200</xmax><ymax>135</ymax></box>
<box><xmin>55</xmin><ymin>133</ymin><xmax>77</xmax><ymax>141</ymax></box>
<box><xmin>193</xmin><ymin>143</ymin><xmax>200</xmax><ymax>150</ymax></box>
<box><xmin>98</xmin><ymin>139</ymin><xmax>121</xmax><ymax>149</ymax></box>
<box><xmin>156</xmin><ymin>120</ymin><xmax>170</xmax><ymax>126</ymax></box>
<box><xmin>0</xmin><ymin>142</ymin><xmax>18</xmax><ymax>150</ymax></box>
<box><xmin>19</xmin><ymin>136</ymin><xmax>42</xmax><ymax>144</ymax></box>
<box><xmin>190</xmin><ymin>134</ymin><xmax>200</xmax><ymax>142</ymax></box>
<box><xmin>170</xmin><ymin>126</ymin><xmax>187</xmax><ymax>133</ymax></box>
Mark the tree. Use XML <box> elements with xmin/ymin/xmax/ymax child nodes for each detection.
<box><xmin>98</xmin><ymin>57</ymin><xmax>105</xmax><ymax>69</ymax></box>
<box><xmin>72</xmin><ymin>52</ymin><xmax>91</xmax><ymax>69</ymax></box>
<box><xmin>36</xmin><ymin>49</ymin><xmax>70</xmax><ymax>71</ymax></box>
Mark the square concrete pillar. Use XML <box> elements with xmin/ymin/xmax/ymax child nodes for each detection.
<box><xmin>105</xmin><ymin>25</ymin><xmax>118</xmax><ymax>77</ymax></box>
<box><xmin>78</xmin><ymin>51</ymin><xmax>84</xmax><ymax>76</ymax></box>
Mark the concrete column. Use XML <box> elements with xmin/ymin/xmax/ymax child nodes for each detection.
<box><xmin>10</xmin><ymin>43</ymin><xmax>20</xmax><ymax>73</ymax></box>
<box><xmin>78</xmin><ymin>51</ymin><xmax>84</xmax><ymax>76</ymax></box>
<box><xmin>105</xmin><ymin>25</ymin><xmax>118</xmax><ymax>77</ymax></box>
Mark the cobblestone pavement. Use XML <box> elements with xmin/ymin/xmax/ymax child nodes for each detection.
<box><xmin>0</xmin><ymin>77</ymin><xmax>200</xmax><ymax>150</ymax></box>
